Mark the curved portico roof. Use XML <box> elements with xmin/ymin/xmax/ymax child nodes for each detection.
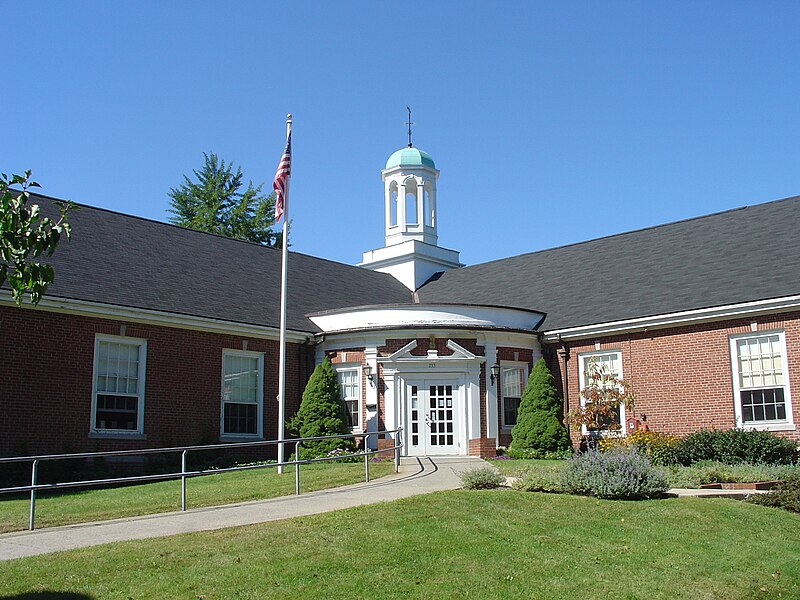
<box><xmin>307</xmin><ymin>303</ymin><xmax>546</xmax><ymax>334</ymax></box>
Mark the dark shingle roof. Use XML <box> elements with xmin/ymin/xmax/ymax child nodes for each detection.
<box><xmin>32</xmin><ymin>195</ymin><xmax>412</xmax><ymax>333</ymax></box>
<box><xmin>418</xmin><ymin>195</ymin><xmax>800</xmax><ymax>331</ymax></box>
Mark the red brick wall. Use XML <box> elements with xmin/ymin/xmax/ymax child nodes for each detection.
<box><xmin>550</xmin><ymin>312</ymin><xmax>800</xmax><ymax>445</ymax></box>
<box><xmin>0</xmin><ymin>305</ymin><xmax>311</xmax><ymax>456</ymax></box>
<box><xmin>468</xmin><ymin>437</ymin><xmax>497</xmax><ymax>458</ymax></box>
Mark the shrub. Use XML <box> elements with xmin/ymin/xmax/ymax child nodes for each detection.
<box><xmin>676</xmin><ymin>429</ymin><xmax>798</xmax><ymax>466</ymax></box>
<box><xmin>514</xmin><ymin>467</ymin><xmax>568</xmax><ymax>493</ymax></box>
<box><xmin>459</xmin><ymin>465</ymin><xmax>506</xmax><ymax>490</ymax></box>
<box><xmin>510</xmin><ymin>358</ymin><xmax>571</xmax><ymax>454</ymax></box>
<box><xmin>505</xmin><ymin>447</ymin><xmax>573</xmax><ymax>460</ymax></box>
<box><xmin>747</xmin><ymin>474</ymin><xmax>800</xmax><ymax>513</ymax></box>
<box><xmin>667</xmin><ymin>461</ymin><xmax>800</xmax><ymax>488</ymax></box>
<box><xmin>286</xmin><ymin>357</ymin><xmax>354</xmax><ymax>459</ymax></box>
<box><xmin>562</xmin><ymin>449</ymin><xmax>668</xmax><ymax>500</ymax></box>
<box><xmin>599</xmin><ymin>430</ymin><xmax>681</xmax><ymax>465</ymax></box>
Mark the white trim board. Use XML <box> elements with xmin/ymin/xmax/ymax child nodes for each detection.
<box><xmin>543</xmin><ymin>295</ymin><xmax>800</xmax><ymax>342</ymax></box>
<box><xmin>0</xmin><ymin>291</ymin><xmax>310</xmax><ymax>343</ymax></box>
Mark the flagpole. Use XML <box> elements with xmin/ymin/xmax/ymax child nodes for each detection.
<box><xmin>277</xmin><ymin>113</ymin><xmax>292</xmax><ymax>474</ymax></box>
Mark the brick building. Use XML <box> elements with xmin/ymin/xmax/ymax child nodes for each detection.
<box><xmin>3</xmin><ymin>144</ymin><xmax>799</xmax><ymax>457</ymax></box>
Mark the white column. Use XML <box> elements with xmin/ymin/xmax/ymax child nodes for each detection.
<box><xmin>382</xmin><ymin>368</ymin><xmax>398</xmax><ymax>444</ymax></box>
<box><xmin>466</xmin><ymin>368</ymin><xmax>482</xmax><ymax>451</ymax></box>
<box><xmin>416</xmin><ymin>179</ymin><xmax>424</xmax><ymax>228</ymax></box>
<box><xmin>364</xmin><ymin>347</ymin><xmax>378</xmax><ymax>450</ymax></box>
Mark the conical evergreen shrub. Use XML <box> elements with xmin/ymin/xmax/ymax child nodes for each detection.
<box><xmin>510</xmin><ymin>358</ymin><xmax>571</xmax><ymax>454</ymax></box>
<box><xmin>287</xmin><ymin>356</ymin><xmax>354</xmax><ymax>459</ymax></box>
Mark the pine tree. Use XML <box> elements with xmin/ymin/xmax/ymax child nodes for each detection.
<box><xmin>510</xmin><ymin>358</ymin><xmax>571</xmax><ymax>454</ymax></box>
<box><xmin>168</xmin><ymin>152</ymin><xmax>281</xmax><ymax>247</ymax></box>
<box><xmin>287</xmin><ymin>357</ymin><xmax>354</xmax><ymax>459</ymax></box>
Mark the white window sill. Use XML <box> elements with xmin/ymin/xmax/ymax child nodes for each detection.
<box><xmin>88</xmin><ymin>431</ymin><xmax>147</xmax><ymax>440</ymax></box>
<box><xmin>739</xmin><ymin>422</ymin><xmax>796</xmax><ymax>433</ymax></box>
<box><xmin>219</xmin><ymin>434</ymin><xmax>264</xmax><ymax>442</ymax></box>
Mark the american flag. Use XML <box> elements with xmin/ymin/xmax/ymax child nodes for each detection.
<box><xmin>273</xmin><ymin>133</ymin><xmax>291</xmax><ymax>222</ymax></box>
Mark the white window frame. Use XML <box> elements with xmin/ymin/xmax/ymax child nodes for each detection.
<box><xmin>336</xmin><ymin>365</ymin><xmax>363</xmax><ymax>432</ymax></box>
<box><xmin>730</xmin><ymin>331</ymin><xmax>794</xmax><ymax>432</ymax></box>
<box><xmin>90</xmin><ymin>334</ymin><xmax>147</xmax><ymax>436</ymax></box>
<box><xmin>220</xmin><ymin>349</ymin><xmax>265</xmax><ymax>439</ymax></box>
<box><xmin>500</xmin><ymin>362</ymin><xmax>529</xmax><ymax>429</ymax></box>
<box><xmin>578</xmin><ymin>350</ymin><xmax>625</xmax><ymax>436</ymax></box>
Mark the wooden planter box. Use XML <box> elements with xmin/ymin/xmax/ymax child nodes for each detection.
<box><xmin>699</xmin><ymin>481</ymin><xmax>779</xmax><ymax>490</ymax></box>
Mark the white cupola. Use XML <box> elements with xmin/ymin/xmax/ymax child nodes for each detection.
<box><xmin>382</xmin><ymin>146</ymin><xmax>439</xmax><ymax>246</ymax></box>
<box><xmin>359</xmin><ymin>142</ymin><xmax>462</xmax><ymax>291</ymax></box>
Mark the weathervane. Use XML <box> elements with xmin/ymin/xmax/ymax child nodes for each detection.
<box><xmin>405</xmin><ymin>106</ymin><xmax>414</xmax><ymax>147</ymax></box>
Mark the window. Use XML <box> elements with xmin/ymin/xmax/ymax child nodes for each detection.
<box><xmin>501</xmin><ymin>364</ymin><xmax>527</xmax><ymax>428</ymax></box>
<box><xmin>423</xmin><ymin>184</ymin><xmax>433</xmax><ymax>226</ymax></box>
<box><xmin>405</xmin><ymin>178</ymin><xmax>418</xmax><ymax>225</ymax></box>
<box><xmin>578</xmin><ymin>351</ymin><xmax>624</xmax><ymax>432</ymax></box>
<box><xmin>337</xmin><ymin>367</ymin><xmax>361</xmax><ymax>430</ymax></box>
<box><xmin>221</xmin><ymin>350</ymin><xmax>264</xmax><ymax>437</ymax></box>
<box><xmin>92</xmin><ymin>335</ymin><xmax>147</xmax><ymax>434</ymax></box>
<box><xmin>389</xmin><ymin>182</ymin><xmax>398</xmax><ymax>227</ymax></box>
<box><xmin>731</xmin><ymin>332</ymin><xmax>793</xmax><ymax>429</ymax></box>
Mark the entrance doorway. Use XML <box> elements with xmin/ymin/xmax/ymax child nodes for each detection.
<box><xmin>406</xmin><ymin>380</ymin><xmax>461</xmax><ymax>455</ymax></box>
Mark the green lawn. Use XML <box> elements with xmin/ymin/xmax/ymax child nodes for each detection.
<box><xmin>0</xmin><ymin>460</ymin><xmax>393</xmax><ymax>533</ymax></box>
<box><xmin>0</xmin><ymin>491</ymin><xmax>798</xmax><ymax>599</ymax></box>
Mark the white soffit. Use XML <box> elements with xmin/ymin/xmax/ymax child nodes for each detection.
<box><xmin>309</xmin><ymin>304</ymin><xmax>545</xmax><ymax>333</ymax></box>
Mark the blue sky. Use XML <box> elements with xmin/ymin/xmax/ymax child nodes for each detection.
<box><xmin>4</xmin><ymin>1</ymin><xmax>800</xmax><ymax>267</ymax></box>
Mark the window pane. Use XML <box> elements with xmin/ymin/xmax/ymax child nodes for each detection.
<box><xmin>224</xmin><ymin>355</ymin><xmax>259</xmax><ymax>404</ymax></box>
<box><xmin>738</xmin><ymin>334</ymin><xmax>782</xmax><ymax>389</ymax></box>
<box><xmin>502</xmin><ymin>367</ymin><xmax>524</xmax><ymax>398</ymax></box>
<box><xmin>223</xmin><ymin>403</ymin><xmax>257</xmax><ymax>435</ymax></box>
<box><xmin>96</xmin><ymin>394</ymin><xmax>138</xmax><ymax>431</ymax></box>
<box><xmin>337</xmin><ymin>369</ymin><xmax>360</xmax><ymax>428</ymax></box>
<box><xmin>504</xmin><ymin>397</ymin><xmax>521</xmax><ymax>426</ymax></box>
<box><xmin>740</xmin><ymin>388</ymin><xmax>786</xmax><ymax>423</ymax></box>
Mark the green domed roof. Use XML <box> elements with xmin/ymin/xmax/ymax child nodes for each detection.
<box><xmin>385</xmin><ymin>147</ymin><xmax>436</xmax><ymax>170</ymax></box>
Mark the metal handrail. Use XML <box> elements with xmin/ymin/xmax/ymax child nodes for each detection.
<box><xmin>0</xmin><ymin>428</ymin><xmax>403</xmax><ymax>531</ymax></box>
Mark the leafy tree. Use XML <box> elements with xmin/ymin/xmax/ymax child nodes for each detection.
<box><xmin>168</xmin><ymin>152</ymin><xmax>281</xmax><ymax>246</ymax></box>
<box><xmin>510</xmin><ymin>358</ymin><xmax>571</xmax><ymax>453</ymax></box>
<box><xmin>287</xmin><ymin>356</ymin><xmax>354</xmax><ymax>459</ymax></box>
<box><xmin>0</xmin><ymin>171</ymin><xmax>73</xmax><ymax>306</ymax></box>
<box><xmin>567</xmin><ymin>358</ymin><xmax>635</xmax><ymax>432</ymax></box>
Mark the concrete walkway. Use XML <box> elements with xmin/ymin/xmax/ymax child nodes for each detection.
<box><xmin>0</xmin><ymin>456</ymin><xmax>484</xmax><ymax>561</ymax></box>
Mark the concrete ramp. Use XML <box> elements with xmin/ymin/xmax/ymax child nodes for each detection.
<box><xmin>0</xmin><ymin>456</ymin><xmax>485</xmax><ymax>561</ymax></box>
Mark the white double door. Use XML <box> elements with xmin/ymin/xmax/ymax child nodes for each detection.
<box><xmin>405</xmin><ymin>379</ymin><xmax>461</xmax><ymax>456</ymax></box>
